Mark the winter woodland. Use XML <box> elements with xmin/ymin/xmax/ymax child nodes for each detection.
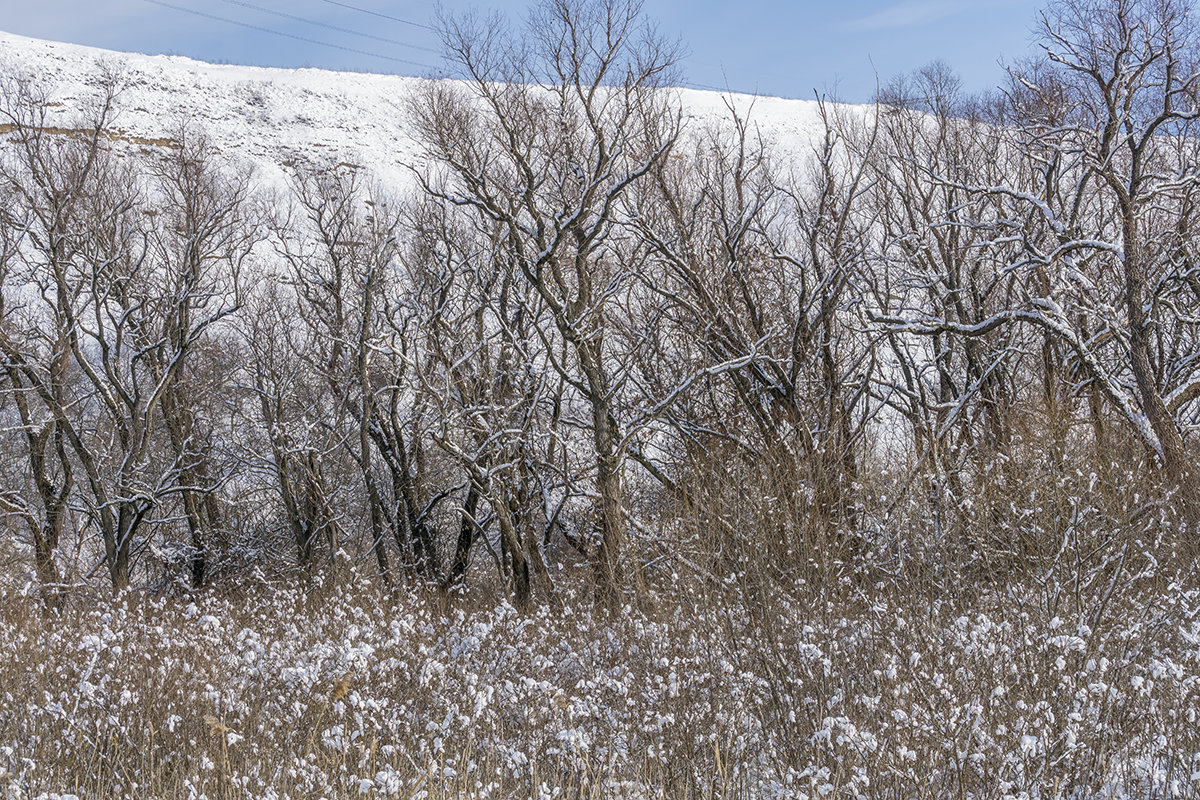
<box><xmin>1</xmin><ymin>0</ymin><xmax>1200</xmax><ymax>797</ymax></box>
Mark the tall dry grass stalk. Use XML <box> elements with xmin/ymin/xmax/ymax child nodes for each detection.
<box><xmin>1</xmin><ymin>541</ymin><xmax>1198</xmax><ymax>800</ymax></box>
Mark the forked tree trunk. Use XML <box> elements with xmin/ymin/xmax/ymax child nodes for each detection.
<box><xmin>1124</xmin><ymin>217</ymin><xmax>1200</xmax><ymax>529</ymax></box>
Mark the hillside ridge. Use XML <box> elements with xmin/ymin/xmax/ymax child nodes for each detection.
<box><xmin>0</xmin><ymin>28</ymin><xmax>827</xmax><ymax>186</ymax></box>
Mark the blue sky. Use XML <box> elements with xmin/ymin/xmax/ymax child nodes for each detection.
<box><xmin>1</xmin><ymin>0</ymin><xmax>1044</xmax><ymax>102</ymax></box>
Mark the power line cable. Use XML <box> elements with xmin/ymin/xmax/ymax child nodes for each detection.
<box><xmin>311</xmin><ymin>0</ymin><xmax>436</xmax><ymax>32</ymax></box>
<box><xmin>216</xmin><ymin>0</ymin><xmax>440</xmax><ymax>55</ymax></box>
<box><xmin>145</xmin><ymin>1</ymin><xmax>752</xmax><ymax>95</ymax></box>
<box><xmin>143</xmin><ymin>0</ymin><xmax>438</xmax><ymax>71</ymax></box>
<box><xmin>683</xmin><ymin>80</ymin><xmax>731</xmax><ymax>93</ymax></box>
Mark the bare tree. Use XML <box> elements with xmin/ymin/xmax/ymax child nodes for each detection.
<box><xmin>401</xmin><ymin>193</ymin><xmax>559</xmax><ymax>608</ymax></box>
<box><xmin>0</xmin><ymin>73</ymin><xmax>152</xmax><ymax>591</ymax></box>
<box><xmin>0</xmin><ymin>73</ymin><xmax>258</xmax><ymax>591</ymax></box>
<box><xmin>0</xmin><ymin>105</ymin><xmax>76</xmax><ymax>602</ymax></box>
<box><xmin>143</xmin><ymin>125</ymin><xmax>256</xmax><ymax>588</ymax></box>
<box><xmin>409</xmin><ymin>0</ymin><xmax>684</xmax><ymax>603</ymax></box>
<box><xmin>864</xmin><ymin>66</ymin><xmax>1041</xmax><ymax>559</ymax></box>
<box><xmin>243</xmin><ymin>276</ymin><xmax>347</xmax><ymax>582</ymax></box>
<box><xmin>875</xmin><ymin>0</ymin><xmax>1200</xmax><ymax>535</ymax></box>
<box><xmin>628</xmin><ymin>98</ymin><xmax>879</xmax><ymax>573</ymax></box>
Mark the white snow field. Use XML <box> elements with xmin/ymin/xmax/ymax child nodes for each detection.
<box><xmin>0</xmin><ymin>28</ymin><xmax>828</xmax><ymax>189</ymax></box>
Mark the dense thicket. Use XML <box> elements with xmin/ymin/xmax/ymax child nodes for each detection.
<box><xmin>2</xmin><ymin>0</ymin><xmax>1199</xmax><ymax>610</ymax></box>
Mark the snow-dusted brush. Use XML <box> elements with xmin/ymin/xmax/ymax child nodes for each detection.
<box><xmin>0</xmin><ymin>565</ymin><xmax>1198</xmax><ymax>798</ymax></box>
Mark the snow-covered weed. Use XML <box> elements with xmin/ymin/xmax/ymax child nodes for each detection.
<box><xmin>0</xmin><ymin>574</ymin><xmax>1197</xmax><ymax>799</ymax></box>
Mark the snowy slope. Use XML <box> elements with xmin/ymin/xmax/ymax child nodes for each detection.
<box><xmin>0</xmin><ymin>29</ymin><xmax>830</xmax><ymax>187</ymax></box>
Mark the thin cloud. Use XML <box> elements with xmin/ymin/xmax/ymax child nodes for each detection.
<box><xmin>843</xmin><ymin>0</ymin><xmax>1034</xmax><ymax>31</ymax></box>
<box><xmin>843</xmin><ymin>1</ymin><xmax>964</xmax><ymax>31</ymax></box>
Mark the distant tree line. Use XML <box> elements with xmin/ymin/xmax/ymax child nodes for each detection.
<box><xmin>2</xmin><ymin>0</ymin><xmax>1198</xmax><ymax>607</ymax></box>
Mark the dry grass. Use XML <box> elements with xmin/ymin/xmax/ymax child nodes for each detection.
<box><xmin>1</xmin><ymin>536</ymin><xmax>1198</xmax><ymax>800</ymax></box>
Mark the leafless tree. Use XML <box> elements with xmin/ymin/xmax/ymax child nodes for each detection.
<box><xmin>400</xmin><ymin>192</ymin><xmax>561</xmax><ymax>608</ymax></box>
<box><xmin>628</xmin><ymin>98</ymin><xmax>880</xmax><ymax>574</ymax></box>
<box><xmin>874</xmin><ymin>0</ymin><xmax>1200</xmax><ymax>537</ymax></box>
<box><xmin>243</xmin><ymin>274</ymin><xmax>347</xmax><ymax>582</ymax></box>
<box><xmin>0</xmin><ymin>73</ymin><xmax>258</xmax><ymax>592</ymax></box>
<box><xmin>409</xmin><ymin>0</ymin><xmax>685</xmax><ymax>603</ymax></box>
<box><xmin>142</xmin><ymin>125</ymin><xmax>256</xmax><ymax>587</ymax></box>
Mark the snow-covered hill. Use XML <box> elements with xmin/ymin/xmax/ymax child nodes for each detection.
<box><xmin>0</xmin><ymin>29</ymin><xmax>829</xmax><ymax>187</ymax></box>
